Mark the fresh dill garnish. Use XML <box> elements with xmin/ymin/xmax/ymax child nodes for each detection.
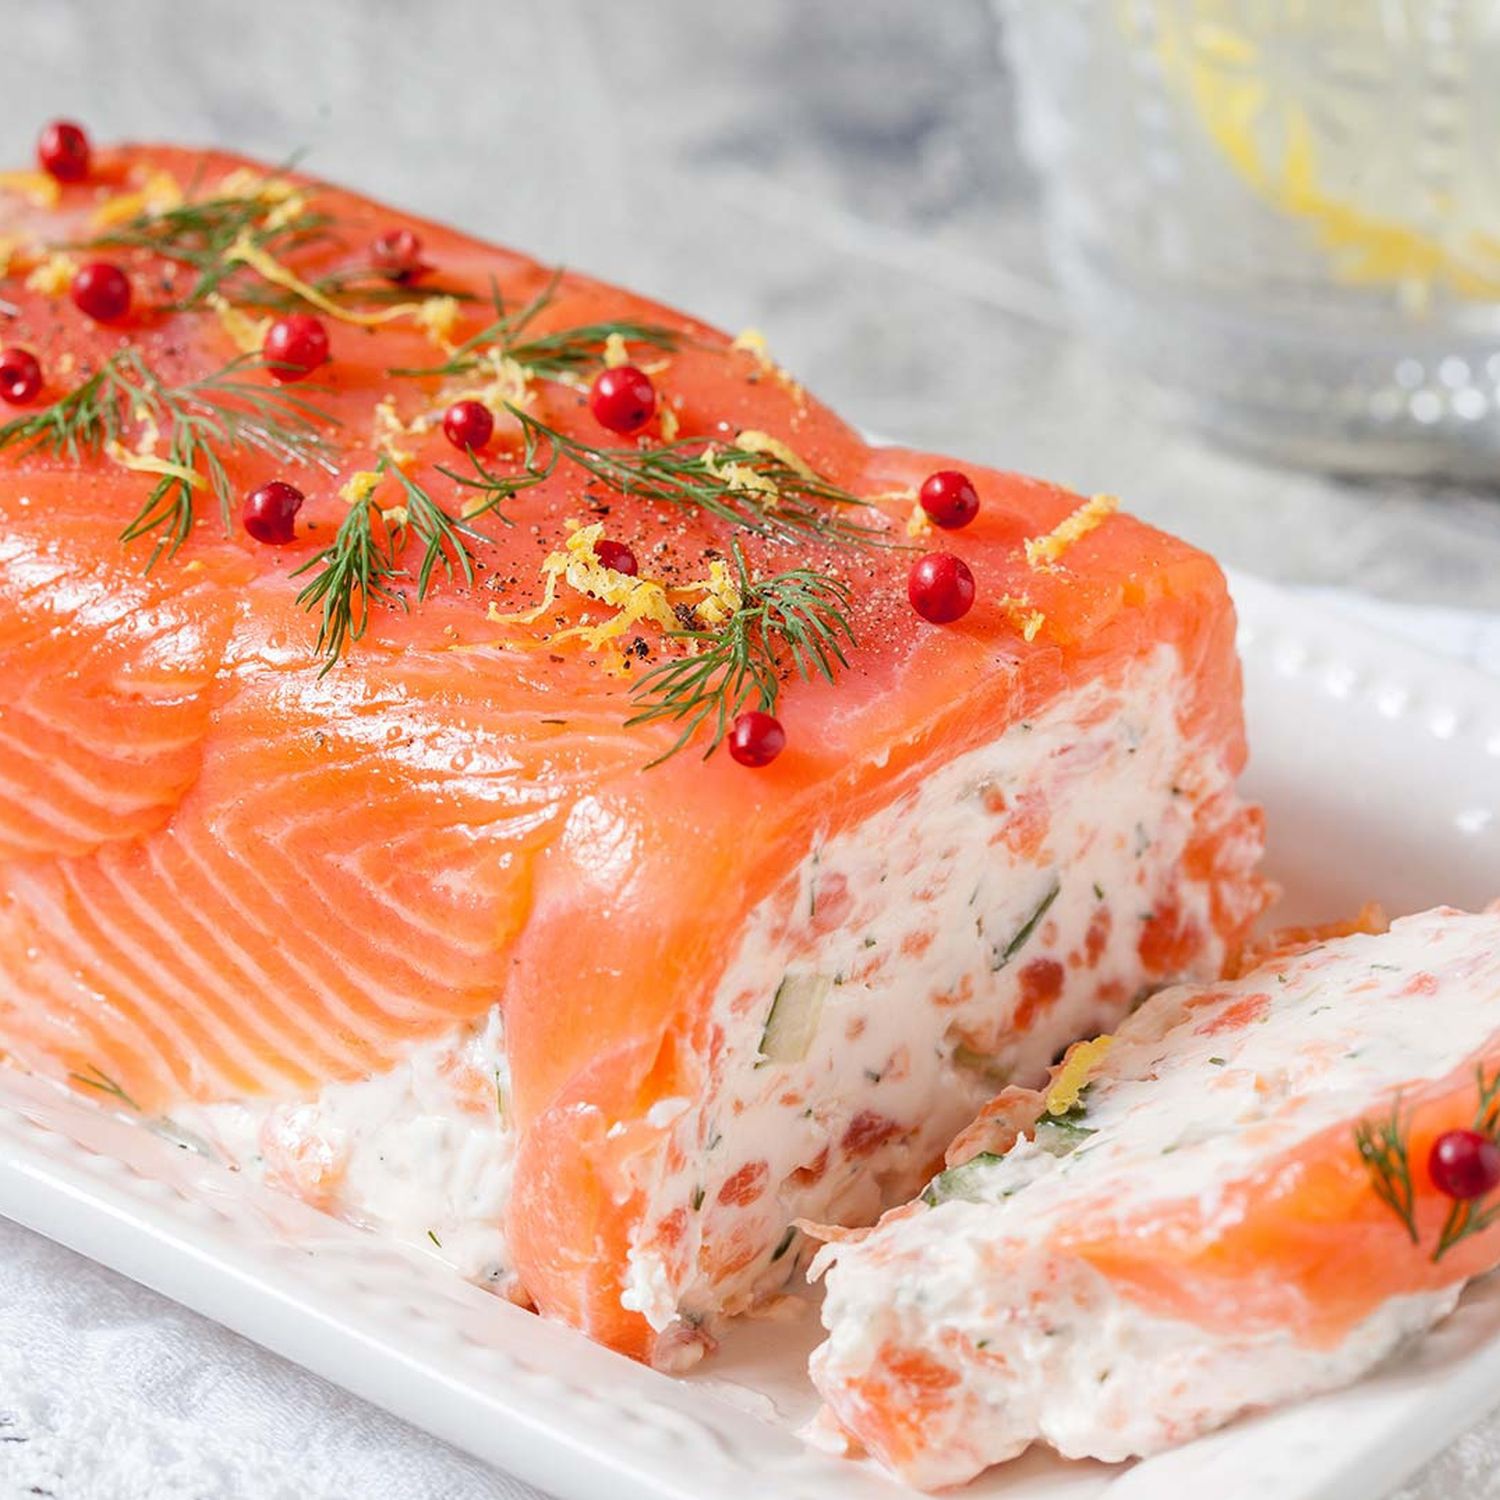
<box><xmin>380</xmin><ymin>457</ymin><xmax>491</xmax><ymax>599</ymax></box>
<box><xmin>69</xmin><ymin>1064</ymin><xmax>142</xmax><ymax>1113</ymax></box>
<box><xmin>1354</xmin><ymin>1097</ymin><xmax>1419</xmax><ymax>1243</ymax></box>
<box><xmin>292</xmin><ymin>488</ymin><xmax>403</xmax><ymax>671</ymax></box>
<box><xmin>1433</xmin><ymin>1065</ymin><xmax>1500</xmax><ymax>1262</ymax></box>
<box><xmin>625</xmin><ymin>543</ymin><xmax>855</xmax><ymax>764</ymax></box>
<box><xmin>72</xmin><ymin>171</ymin><xmax>467</xmax><ymax>314</ymax></box>
<box><xmin>73</xmin><ymin>180</ymin><xmax>333</xmax><ymax>310</ymax></box>
<box><xmin>234</xmin><ymin>264</ymin><xmax>477</xmax><ymax>313</ymax></box>
<box><xmin>448</xmin><ymin>403</ymin><xmax>885</xmax><ymax>549</ymax></box>
<box><xmin>1357</xmin><ymin>1068</ymin><xmax>1500</xmax><ymax>1261</ymax></box>
<box><xmin>294</xmin><ymin>454</ymin><xmax>542</xmax><ymax>670</ymax></box>
<box><xmin>0</xmin><ymin>348</ymin><xmax>337</xmax><ymax>567</ymax></box>
<box><xmin>388</xmin><ymin>269</ymin><xmax>678</xmax><ymax>380</ymax></box>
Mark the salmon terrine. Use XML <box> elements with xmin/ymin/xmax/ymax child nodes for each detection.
<box><xmin>810</xmin><ymin>906</ymin><xmax>1500</xmax><ymax>1487</ymax></box>
<box><xmin>0</xmin><ymin>133</ymin><xmax>1267</xmax><ymax>1364</ymax></box>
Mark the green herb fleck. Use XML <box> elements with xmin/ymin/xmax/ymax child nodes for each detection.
<box><xmin>991</xmin><ymin>880</ymin><xmax>1061</xmax><ymax>971</ymax></box>
<box><xmin>627</xmin><ymin>544</ymin><xmax>856</xmax><ymax>765</ymax></box>
<box><xmin>69</xmin><ymin>1064</ymin><xmax>141</xmax><ymax>1113</ymax></box>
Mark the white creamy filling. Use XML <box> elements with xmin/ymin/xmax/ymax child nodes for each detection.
<box><xmin>814</xmin><ymin>1236</ymin><xmax>1459</xmax><ymax>1486</ymax></box>
<box><xmin>812</xmin><ymin>907</ymin><xmax>1500</xmax><ymax>1484</ymax></box>
<box><xmin>917</xmin><ymin>907</ymin><xmax>1500</xmax><ymax>1220</ymax></box>
<box><xmin>621</xmin><ymin>647</ymin><xmax>1253</xmax><ymax>1344</ymax></box>
<box><xmin>173</xmin><ymin>1007</ymin><xmax>521</xmax><ymax>1299</ymax></box>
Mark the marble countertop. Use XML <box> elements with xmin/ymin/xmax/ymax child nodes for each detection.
<box><xmin>10</xmin><ymin>0</ymin><xmax>1499</xmax><ymax>608</ymax></box>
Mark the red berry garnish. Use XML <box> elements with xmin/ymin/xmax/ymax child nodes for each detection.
<box><xmin>241</xmin><ymin>481</ymin><xmax>305</xmax><ymax>546</ymax></box>
<box><xmin>37</xmin><ymin>120</ymin><xmax>90</xmax><ymax>182</ymax></box>
<box><xmin>263</xmin><ymin>314</ymin><xmax>329</xmax><ymax>382</ymax></box>
<box><xmin>442</xmin><ymin>399</ymin><xmax>494</xmax><ymax>453</ymax></box>
<box><xmin>908</xmin><ymin>553</ymin><xmax>976</xmax><ymax>624</ymax></box>
<box><xmin>370</xmin><ymin>228</ymin><xmax>426</xmax><ymax>282</ymax></box>
<box><xmin>594</xmin><ymin>539</ymin><xmax>638</xmax><ymax>576</ymax></box>
<box><xmin>589</xmin><ymin>365</ymin><xmax>656</xmax><ymax>435</ymax></box>
<box><xmin>919</xmin><ymin>469</ymin><xmax>980</xmax><ymax>530</ymax></box>
<box><xmin>1429</xmin><ymin>1129</ymin><xmax>1500</xmax><ymax>1200</ymax></box>
<box><xmin>0</xmin><ymin>348</ymin><xmax>43</xmax><ymax>405</ymax></box>
<box><xmin>70</xmin><ymin>261</ymin><xmax>131</xmax><ymax>324</ymax></box>
<box><xmin>729</xmin><ymin>710</ymin><xmax>786</xmax><ymax>768</ymax></box>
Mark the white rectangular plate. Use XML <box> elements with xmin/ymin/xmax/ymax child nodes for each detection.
<box><xmin>1</xmin><ymin>572</ymin><xmax>1498</xmax><ymax>1500</ymax></box>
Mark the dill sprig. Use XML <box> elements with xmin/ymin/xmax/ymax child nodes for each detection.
<box><xmin>1434</xmin><ymin>1065</ymin><xmax>1500</xmax><ymax>1262</ymax></box>
<box><xmin>1355</xmin><ymin>1098</ymin><xmax>1418</xmax><ymax>1244</ymax></box>
<box><xmin>1356</xmin><ymin>1066</ymin><xmax>1500</xmax><ymax>1262</ymax></box>
<box><xmin>0</xmin><ymin>349</ymin><xmax>337</xmax><ymax>567</ymax></box>
<box><xmin>447</xmin><ymin>404</ymin><xmax>886</xmax><ymax>549</ymax></box>
<box><xmin>234</xmin><ymin>264</ymin><xmax>478</xmax><ymax>314</ymax></box>
<box><xmin>389</xmin><ymin>270</ymin><xmax>678</xmax><ymax>380</ymax></box>
<box><xmin>73</xmin><ymin>183</ymin><xmax>333</xmax><ymax>310</ymax></box>
<box><xmin>69</xmin><ymin>1064</ymin><xmax>142</xmax><ymax>1113</ymax></box>
<box><xmin>292</xmin><ymin>490</ymin><xmax>402</xmax><ymax>670</ymax></box>
<box><xmin>294</xmin><ymin>454</ymin><xmax>544</xmax><ymax>670</ymax></box>
<box><xmin>72</xmin><ymin>173</ymin><xmax>467</xmax><ymax>314</ymax></box>
<box><xmin>626</xmin><ymin>543</ymin><xmax>855</xmax><ymax>763</ymax></box>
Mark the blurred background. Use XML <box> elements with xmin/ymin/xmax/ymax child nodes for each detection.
<box><xmin>7</xmin><ymin>0</ymin><xmax>1498</xmax><ymax>606</ymax></box>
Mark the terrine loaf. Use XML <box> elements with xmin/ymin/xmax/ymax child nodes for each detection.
<box><xmin>0</xmin><ymin>136</ymin><xmax>1267</xmax><ymax>1364</ymax></box>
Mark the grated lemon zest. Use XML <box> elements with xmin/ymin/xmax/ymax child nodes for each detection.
<box><xmin>413</xmin><ymin>295</ymin><xmax>462</xmax><ymax>351</ymax></box>
<box><xmin>1024</xmin><ymin>493</ymin><xmax>1119</xmax><ymax>569</ymax></box>
<box><xmin>659</xmin><ymin>404</ymin><xmax>680</xmax><ymax>441</ymax></box>
<box><xmin>731</xmin><ymin>328</ymin><xmax>771</xmax><ymax>367</ymax></box>
<box><xmin>207</xmin><ymin>292</ymin><xmax>270</xmax><ymax>354</ymax></box>
<box><xmin>0</xmin><ymin>235</ymin><xmax>22</xmax><ymax>277</ymax></box>
<box><xmin>427</xmin><ymin>349</ymin><xmax>533</xmax><ymax>426</ymax></box>
<box><xmin>996</xmin><ymin>593</ymin><xmax>1046</xmax><ymax>642</ymax></box>
<box><xmin>675</xmin><ymin>557</ymin><xmax>743</xmax><ymax>627</ymax></box>
<box><xmin>729</xmin><ymin>327</ymin><xmax>805</xmax><ymax>404</ymax></box>
<box><xmin>0</xmin><ymin>171</ymin><xmax>60</xmax><ymax>209</ymax></box>
<box><xmin>1045</xmin><ymin>1035</ymin><xmax>1114</xmax><ymax>1116</ymax></box>
<box><xmin>380</xmin><ymin>505</ymin><xmax>410</xmax><ymax>528</ymax></box>
<box><xmin>215</xmin><ymin>170</ymin><xmax>299</xmax><ymax>203</ymax></box>
<box><xmin>602</xmin><ymin>331</ymin><xmax>630</xmax><ymax>369</ymax></box>
<box><xmin>371</xmin><ymin>395</ymin><xmax>416</xmax><ymax>464</ymax></box>
<box><xmin>489</xmin><ymin>523</ymin><xmax>680</xmax><ymax>652</ymax></box>
<box><xmin>904</xmin><ymin>497</ymin><xmax>932</xmax><ymax>538</ymax></box>
<box><xmin>131</xmin><ymin>405</ymin><xmax>162</xmax><ymax>457</ymax></box>
<box><xmin>488</xmin><ymin>573</ymin><xmax>558</xmax><ymax>629</ymax></box>
<box><xmin>736</xmin><ymin>429</ymin><xmax>816</xmax><ymax>481</ymax></box>
<box><xmin>224</xmin><ymin>233</ymin><xmax>422</xmax><ymax>328</ymax></box>
<box><xmin>104</xmin><ymin>439</ymin><xmax>204</xmax><ymax>489</ymax></box>
<box><xmin>24</xmin><ymin>252</ymin><xmax>77</xmax><ymax>296</ymax></box>
<box><xmin>90</xmin><ymin>170</ymin><xmax>183</xmax><ymax>229</ymax></box>
<box><xmin>340</xmin><ymin>469</ymin><xmax>383</xmax><ymax>507</ymax></box>
<box><xmin>261</xmin><ymin>190</ymin><xmax>310</xmax><ymax>233</ymax></box>
<box><xmin>702</xmin><ymin>443</ymin><xmax>779</xmax><ymax>501</ymax></box>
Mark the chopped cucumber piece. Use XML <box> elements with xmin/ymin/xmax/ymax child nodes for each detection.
<box><xmin>921</xmin><ymin>1152</ymin><xmax>1005</xmax><ymax>1207</ymax></box>
<box><xmin>757</xmin><ymin>972</ymin><xmax>831</xmax><ymax>1065</ymax></box>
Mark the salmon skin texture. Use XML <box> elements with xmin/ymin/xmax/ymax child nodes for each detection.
<box><xmin>0</xmin><ymin>145</ymin><xmax>1267</xmax><ymax>1361</ymax></box>
<box><xmin>809</xmin><ymin>906</ymin><xmax>1500</xmax><ymax>1489</ymax></box>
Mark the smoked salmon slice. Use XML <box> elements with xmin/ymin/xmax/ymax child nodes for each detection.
<box><xmin>809</xmin><ymin>905</ymin><xmax>1500</xmax><ymax>1489</ymax></box>
<box><xmin>0</xmin><ymin>138</ymin><xmax>1267</xmax><ymax>1361</ymax></box>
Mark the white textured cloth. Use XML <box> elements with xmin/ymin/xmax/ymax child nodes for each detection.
<box><xmin>2</xmin><ymin>590</ymin><xmax>1497</xmax><ymax>1500</ymax></box>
